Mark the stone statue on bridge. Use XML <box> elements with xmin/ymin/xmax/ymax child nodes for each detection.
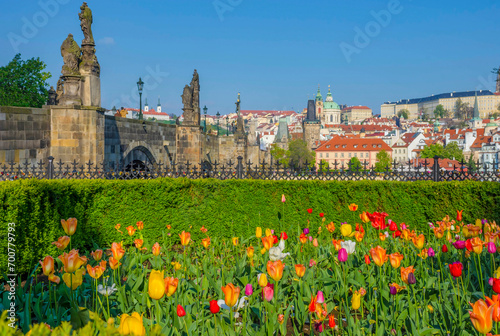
<box><xmin>79</xmin><ymin>2</ymin><xmax>94</xmax><ymax>44</ymax></box>
<box><xmin>181</xmin><ymin>70</ymin><xmax>200</xmax><ymax>126</ymax></box>
<box><xmin>60</xmin><ymin>34</ymin><xmax>81</xmax><ymax>76</ymax></box>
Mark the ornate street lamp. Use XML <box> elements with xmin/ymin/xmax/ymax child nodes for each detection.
<box><xmin>216</xmin><ymin>111</ymin><xmax>220</xmax><ymax>137</ymax></box>
<box><xmin>226</xmin><ymin>116</ymin><xmax>229</xmax><ymax>136</ymax></box>
<box><xmin>203</xmin><ymin>105</ymin><xmax>208</xmax><ymax>132</ymax></box>
<box><xmin>137</xmin><ymin>77</ymin><xmax>144</xmax><ymax>120</ymax></box>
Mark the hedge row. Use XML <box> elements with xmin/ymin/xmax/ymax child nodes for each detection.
<box><xmin>1</xmin><ymin>179</ymin><xmax>499</xmax><ymax>275</ymax></box>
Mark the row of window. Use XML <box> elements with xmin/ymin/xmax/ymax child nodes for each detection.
<box><xmin>325</xmin><ymin>144</ymin><xmax>382</xmax><ymax>149</ymax></box>
<box><xmin>319</xmin><ymin>152</ymin><xmax>371</xmax><ymax>158</ymax></box>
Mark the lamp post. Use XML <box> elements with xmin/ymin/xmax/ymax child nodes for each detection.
<box><xmin>226</xmin><ymin>116</ymin><xmax>229</xmax><ymax>136</ymax></box>
<box><xmin>137</xmin><ymin>77</ymin><xmax>144</xmax><ymax>120</ymax></box>
<box><xmin>216</xmin><ymin>111</ymin><xmax>220</xmax><ymax>137</ymax></box>
<box><xmin>203</xmin><ymin>105</ymin><xmax>208</xmax><ymax>132</ymax></box>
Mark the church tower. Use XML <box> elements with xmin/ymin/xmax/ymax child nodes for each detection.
<box><xmin>157</xmin><ymin>97</ymin><xmax>162</xmax><ymax>113</ymax></box>
<box><xmin>469</xmin><ymin>91</ymin><xmax>482</xmax><ymax>129</ymax></box>
<box><xmin>496</xmin><ymin>67</ymin><xmax>500</xmax><ymax>94</ymax></box>
<box><xmin>315</xmin><ymin>85</ymin><xmax>323</xmax><ymax>121</ymax></box>
<box><xmin>323</xmin><ymin>85</ymin><xmax>341</xmax><ymax>124</ymax></box>
<box><xmin>144</xmin><ymin>98</ymin><xmax>149</xmax><ymax>112</ymax></box>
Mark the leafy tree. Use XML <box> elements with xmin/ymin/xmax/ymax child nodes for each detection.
<box><xmin>468</xmin><ymin>156</ymin><xmax>477</xmax><ymax>171</ymax></box>
<box><xmin>270</xmin><ymin>144</ymin><xmax>289</xmax><ymax>167</ymax></box>
<box><xmin>0</xmin><ymin>54</ymin><xmax>51</xmax><ymax>108</ymax></box>
<box><xmin>421</xmin><ymin>144</ymin><xmax>445</xmax><ymax>159</ymax></box>
<box><xmin>288</xmin><ymin>139</ymin><xmax>315</xmax><ymax>168</ymax></box>
<box><xmin>433</xmin><ymin>104</ymin><xmax>446</xmax><ymax>118</ymax></box>
<box><xmin>454</xmin><ymin>99</ymin><xmax>472</xmax><ymax>120</ymax></box>
<box><xmin>318</xmin><ymin>159</ymin><xmax>329</xmax><ymax>171</ymax></box>
<box><xmin>491</xmin><ymin>112</ymin><xmax>500</xmax><ymax>120</ymax></box>
<box><xmin>397</xmin><ymin>109</ymin><xmax>409</xmax><ymax>120</ymax></box>
<box><xmin>443</xmin><ymin>142</ymin><xmax>464</xmax><ymax>161</ymax></box>
<box><xmin>375</xmin><ymin>150</ymin><xmax>392</xmax><ymax>172</ymax></box>
<box><xmin>349</xmin><ymin>156</ymin><xmax>362</xmax><ymax>171</ymax></box>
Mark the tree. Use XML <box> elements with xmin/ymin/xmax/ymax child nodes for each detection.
<box><xmin>349</xmin><ymin>156</ymin><xmax>362</xmax><ymax>171</ymax></box>
<box><xmin>433</xmin><ymin>104</ymin><xmax>446</xmax><ymax>119</ymax></box>
<box><xmin>443</xmin><ymin>142</ymin><xmax>464</xmax><ymax>161</ymax></box>
<box><xmin>454</xmin><ymin>98</ymin><xmax>472</xmax><ymax>120</ymax></box>
<box><xmin>468</xmin><ymin>156</ymin><xmax>477</xmax><ymax>172</ymax></box>
<box><xmin>421</xmin><ymin>144</ymin><xmax>445</xmax><ymax>159</ymax></box>
<box><xmin>288</xmin><ymin>139</ymin><xmax>315</xmax><ymax>168</ymax></box>
<box><xmin>0</xmin><ymin>54</ymin><xmax>51</xmax><ymax>108</ymax></box>
<box><xmin>397</xmin><ymin>109</ymin><xmax>409</xmax><ymax>120</ymax></box>
<box><xmin>375</xmin><ymin>150</ymin><xmax>392</xmax><ymax>172</ymax></box>
<box><xmin>318</xmin><ymin>159</ymin><xmax>329</xmax><ymax>170</ymax></box>
<box><xmin>270</xmin><ymin>144</ymin><xmax>289</xmax><ymax>167</ymax></box>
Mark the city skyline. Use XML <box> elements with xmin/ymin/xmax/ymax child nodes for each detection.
<box><xmin>1</xmin><ymin>0</ymin><xmax>500</xmax><ymax>115</ymax></box>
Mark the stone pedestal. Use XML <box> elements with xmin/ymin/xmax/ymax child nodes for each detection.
<box><xmin>59</xmin><ymin>75</ymin><xmax>82</xmax><ymax>106</ymax></box>
<box><xmin>176</xmin><ymin>125</ymin><xmax>202</xmax><ymax>164</ymax></box>
<box><xmin>79</xmin><ymin>43</ymin><xmax>101</xmax><ymax>107</ymax></box>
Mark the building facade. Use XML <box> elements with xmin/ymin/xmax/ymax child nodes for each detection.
<box><xmin>341</xmin><ymin>106</ymin><xmax>373</xmax><ymax>122</ymax></box>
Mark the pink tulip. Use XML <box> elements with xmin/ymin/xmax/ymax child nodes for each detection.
<box><xmin>338</xmin><ymin>248</ymin><xmax>348</xmax><ymax>262</ymax></box>
<box><xmin>488</xmin><ymin>242</ymin><xmax>497</xmax><ymax>254</ymax></box>
<box><xmin>428</xmin><ymin>247</ymin><xmax>435</xmax><ymax>257</ymax></box>
<box><xmin>281</xmin><ymin>194</ymin><xmax>286</xmax><ymax>203</ymax></box>
<box><xmin>309</xmin><ymin>236</ymin><xmax>313</xmax><ymax>242</ymax></box>
<box><xmin>309</xmin><ymin>259</ymin><xmax>317</xmax><ymax>267</ymax></box>
<box><xmin>400</xmin><ymin>223</ymin><xmax>407</xmax><ymax>230</ymax></box>
<box><xmin>245</xmin><ymin>283</ymin><xmax>253</xmax><ymax>296</ymax></box>
<box><xmin>263</xmin><ymin>284</ymin><xmax>274</xmax><ymax>302</ymax></box>
<box><xmin>316</xmin><ymin>291</ymin><xmax>325</xmax><ymax>304</ymax></box>
<box><xmin>452</xmin><ymin>240</ymin><xmax>466</xmax><ymax>250</ymax></box>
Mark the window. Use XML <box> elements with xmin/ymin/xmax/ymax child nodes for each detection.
<box><xmin>354</xmin><ymin>144</ymin><xmax>358</xmax><ymax>148</ymax></box>
<box><xmin>335</xmin><ymin>153</ymin><xmax>338</xmax><ymax>158</ymax></box>
<box><xmin>320</xmin><ymin>153</ymin><xmax>323</xmax><ymax>158</ymax></box>
<box><xmin>363</xmin><ymin>144</ymin><xmax>367</xmax><ymax>148</ymax></box>
<box><xmin>335</xmin><ymin>145</ymin><xmax>339</xmax><ymax>148</ymax></box>
<box><xmin>360</xmin><ymin>153</ymin><xmax>363</xmax><ymax>158</ymax></box>
<box><xmin>326</xmin><ymin>153</ymin><xmax>329</xmax><ymax>158</ymax></box>
<box><xmin>343</xmin><ymin>144</ymin><xmax>347</xmax><ymax>148</ymax></box>
<box><xmin>354</xmin><ymin>153</ymin><xmax>357</xmax><ymax>157</ymax></box>
<box><xmin>326</xmin><ymin>145</ymin><xmax>330</xmax><ymax>149</ymax></box>
<box><xmin>341</xmin><ymin>153</ymin><xmax>344</xmax><ymax>158</ymax></box>
<box><xmin>378</xmin><ymin>145</ymin><xmax>382</xmax><ymax>148</ymax></box>
<box><xmin>349</xmin><ymin>153</ymin><xmax>352</xmax><ymax>158</ymax></box>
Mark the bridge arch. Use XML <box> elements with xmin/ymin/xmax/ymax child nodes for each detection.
<box><xmin>121</xmin><ymin>141</ymin><xmax>158</xmax><ymax>170</ymax></box>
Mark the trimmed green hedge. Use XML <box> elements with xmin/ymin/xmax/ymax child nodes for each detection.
<box><xmin>1</xmin><ymin>179</ymin><xmax>499</xmax><ymax>275</ymax></box>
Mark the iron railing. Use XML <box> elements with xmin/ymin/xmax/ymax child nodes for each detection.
<box><xmin>0</xmin><ymin>156</ymin><xmax>498</xmax><ymax>182</ymax></box>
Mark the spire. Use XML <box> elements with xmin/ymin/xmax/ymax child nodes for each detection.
<box><xmin>473</xmin><ymin>91</ymin><xmax>480</xmax><ymax>120</ymax></box>
<box><xmin>325</xmin><ymin>85</ymin><xmax>333</xmax><ymax>102</ymax></box>
<box><xmin>315</xmin><ymin>85</ymin><xmax>322</xmax><ymax>102</ymax></box>
<box><xmin>157</xmin><ymin>96</ymin><xmax>161</xmax><ymax>113</ymax></box>
<box><xmin>157</xmin><ymin>96</ymin><xmax>161</xmax><ymax>106</ymax></box>
<box><xmin>496</xmin><ymin>67</ymin><xmax>500</xmax><ymax>93</ymax></box>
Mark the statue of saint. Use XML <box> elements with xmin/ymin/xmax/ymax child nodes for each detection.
<box><xmin>60</xmin><ymin>34</ymin><xmax>81</xmax><ymax>76</ymax></box>
<box><xmin>79</xmin><ymin>2</ymin><xmax>94</xmax><ymax>44</ymax></box>
<box><xmin>181</xmin><ymin>85</ymin><xmax>192</xmax><ymax>110</ymax></box>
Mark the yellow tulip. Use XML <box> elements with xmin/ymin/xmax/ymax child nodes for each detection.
<box><xmin>148</xmin><ymin>270</ymin><xmax>165</xmax><ymax>300</ymax></box>
<box><xmin>171</xmin><ymin>261</ymin><xmax>182</xmax><ymax>271</ymax></box>
<box><xmin>246</xmin><ymin>246</ymin><xmax>254</xmax><ymax>258</ymax></box>
<box><xmin>256</xmin><ymin>227</ymin><xmax>262</xmax><ymax>238</ymax></box>
<box><xmin>232</xmin><ymin>237</ymin><xmax>239</xmax><ymax>246</ymax></box>
<box><xmin>221</xmin><ymin>283</ymin><xmax>241</xmax><ymax>307</ymax></box>
<box><xmin>61</xmin><ymin>218</ymin><xmax>77</xmax><ymax>236</ymax></box>
<box><xmin>258</xmin><ymin>273</ymin><xmax>268</xmax><ymax>287</ymax></box>
<box><xmin>412</xmin><ymin>234</ymin><xmax>425</xmax><ymax>249</ymax></box>
<box><xmin>340</xmin><ymin>224</ymin><xmax>353</xmax><ymax>237</ymax></box>
<box><xmin>265</xmin><ymin>228</ymin><xmax>273</xmax><ymax>237</ymax></box>
<box><xmin>62</xmin><ymin>268</ymin><xmax>84</xmax><ymax>290</ymax></box>
<box><xmin>351</xmin><ymin>291</ymin><xmax>361</xmax><ymax>310</ymax></box>
<box><xmin>119</xmin><ymin>312</ymin><xmax>146</xmax><ymax>336</ymax></box>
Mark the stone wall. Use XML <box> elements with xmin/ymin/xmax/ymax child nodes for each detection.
<box><xmin>176</xmin><ymin>125</ymin><xmax>203</xmax><ymax>165</ymax></box>
<box><xmin>0</xmin><ymin>106</ymin><xmax>51</xmax><ymax>163</ymax></box>
<box><xmin>104</xmin><ymin>116</ymin><xmax>177</xmax><ymax>168</ymax></box>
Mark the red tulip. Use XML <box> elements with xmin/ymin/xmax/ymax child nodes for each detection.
<box><xmin>177</xmin><ymin>305</ymin><xmax>186</xmax><ymax>317</ymax></box>
<box><xmin>492</xmin><ymin>278</ymin><xmax>500</xmax><ymax>294</ymax></box>
<box><xmin>449</xmin><ymin>262</ymin><xmax>463</xmax><ymax>278</ymax></box>
<box><xmin>393</xmin><ymin>230</ymin><xmax>401</xmax><ymax>238</ymax></box>
<box><xmin>456</xmin><ymin>210</ymin><xmax>463</xmax><ymax>222</ymax></box>
<box><xmin>209</xmin><ymin>300</ymin><xmax>220</xmax><ymax>314</ymax></box>
<box><xmin>319</xmin><ymin>213</ymin><xmax>324</xmax><ymax>218</ymax></box>
<box><xmin>281</xmin><ymin>232</ymin><xmax>288</xmax><ymax>240</ymax></box>
<box><xmin>307</xmin><ymin>208</ymin><xmax>313</xmax><ymax>214</ymax></box>
<box><xmin>364</xmin><ymin>255</ymin><xmax>371</xmax><ymax>265</ymax></box>
<box><xmin>442</xmin><ymin>244</ymin><xmax>448</xmax><ymax>253</ymax></box>
<box><xmin>272</xmin><ymin>235</ymin><xmax>279</xmax><ymax>244</ymax></box>
<box><xmin>389</xmin><ymin>221</ymin><xmax>398</xmax><ymax>232</ymax></box>
<box><xmin>465</xmin><ymin>239</ymin><xmax>473</xmax><ymax>252</ymax></box>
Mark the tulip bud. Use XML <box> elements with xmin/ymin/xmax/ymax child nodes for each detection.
<box><xmin>407</xmin><ymin>273</ymin><xmax>416</xmax><ymax>285</ymax></box>
<box><xmin>245</xmin><ymin>284</ymin><xmax>253</xmax><ymax>296</ymax></box>
<box><xmin>307</xmin><ymin>208</ymin><xmax>313</xmax><ymax>214</ymax></box>
<box><xmin>177</xmin><ymin>305</ymin><xmax>186</xmax><ymax>317</ymax></box>
<box><xmin>338</xmin><ymin>248</ymin><xmax>348</xmax><ymax>262</ymax></box>
<box><xmin>258</xmin><ymin>273</ymin><xmax>268</xmax><ymax>287</ymax></box>
<box><xmin>281</xmin><ymin>194</ymin><xmax>286</xmax><ymax>203</ymax></box>
<box><xmin>389</xmin><ymin>285</ymin><xmax>397</xmax><ymax>295</ymax></box>
<box><xmin>452</xmin><ymin>240</ymin><xmax>466</xmax><ymax>250</ymax></box>
<box><xmin>303</xmin><ymin>228</ymin><xmax>310</xmax><ymax>235</ymax></box>
<box><xmin>442</xmin><ymin>244</ymin><xmax>448</xmax><ymax>253</ymax></box>
<box><xmin>364</xmin><ymin>255</ymin><xmax>371</xmax><ymax>265</ymax></box>
<box><xmin>209</xmin><ymin>300</ymin><xmax>220</xmax><ymax>314</ymax></box>
<box><xmin>428</xmin><ymin>247</ymin><xmax>435</xmax><ymax>257</ymax></box>
<box><xmin>488</xmin><ymin>242</ymin><xmax>497</xmax><ymax>254</ymax></box>
<box><xmin>316</xmin><ymin>291</ymin><xmax>325</xmax><ymax>304</ymax></box>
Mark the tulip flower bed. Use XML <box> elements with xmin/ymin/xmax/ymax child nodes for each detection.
<box><xmin>4</xmin><ymin>198</ymin><xmax>500</xmax><ymax>335</ymax></box>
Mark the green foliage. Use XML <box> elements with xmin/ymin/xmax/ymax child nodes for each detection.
<box><xmin>433</xmin><ymin>104</ymin><xmax>447</xmax><ymax>118</ymax></box>
<box><xmin>374</xmin><ymin>150</ymin><xmax>392</xmax><ymax>172</ymax></box>
<box><xmin>468</xmin><ymin>156</ymin><xmax>477</xmax><ymax>172</ymax></box>
<box><xmin>421</xmin><ymin>143</ymin><xmax>463</xmax><ymax>161</ymax></box>
<box><xmin>454</xmin><ymin>98</ymin><xmax>473</xmax><ymax>120</ymax></box>
<box><xmin>397</xmin><ymin>109</ymin><xmax>409</xmax><ymax>120</ymax></box>
<box><xmin>0</xmin><ymin>54</ymin><xmax>51</xmax><ymax>108</ymax></box>
<box><xmin>349</xmin><ymin>156</ymin><xmax>362</xmax><ymax>171</ymax></box>
<box><xmin>2</xmin><ymin>179</ymin><xmax>499</xmax><ymax>276</ymax></box>
<box><xmin>270</xmin><ymin>144</ymin><xmax>289</xmax><ymax>167</ymax></box>
<box><xmin>270</xmin><ymin>139</ymin><xmax>315</xmax><ymax>168</ymax></box>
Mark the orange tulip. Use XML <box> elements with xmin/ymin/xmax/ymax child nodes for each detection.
<box><xmin>134</xmin><ymin>239</ymin><xmax>144</xmax><ymax>249</ymax></box>
<box><xmin>109</xmin><ymin>256</ymin><xmax>121</xmax><ymax>270</ymax></box>
<box><xmin>126</xmin><ymin>226</ymin><xmax>136</xmax><ymax>236</ymax></box>
<box><xmin>433</xmin><ymin>227</ymin><xmax>444</xmax><ymax>239</ymax></box>
<box><xmin>262</xmin><ymin>236</ymin><xmax>274</xmax><ymax>250</ymax></box>
<box><xmin>232</xmin><ymin>237</ymin><xmax>239</xmax><ymax>246</ymax></box>
<box><xmin>360</xmin><ymin>211</ymin><xmax>369</xmax><ymax>223</ymax></box>
<box><xmin>326</xmin><ymin>222</ymin><xmax>336</xmax><ymax>233</ymax></box>
<box><xmin>111</xmin><ymin>242</ymin><xmax>125</xmax><ymax>261</ymax></box>
<box><xmin>87</xmin><ymin>264</ymin><xmax>104</xmax><ymax>279</ymax></box>
<box><xmin>164</xmin><ymin>277</ymin><xmax>179</xmax><ymax>297</ymax></box>
<box><xmin>308</xmin><ymin>294</ymin><xmax>317</xmax><ymax>313</ymax></box>
<box><xmin>299</xmin><ymin>233</ymin><xmax>307</xmax><ymax>245</ymax></box>
<box><xmin>61</xmin><ymin>218</ymin><xmax>77</xmax><ymax>236</ymax></box>
<box><xmin>470</xmin><ymin>299</ymin><xmax>496</xmax><ymax>334</ymax></box>
<box><xmin>332</xmin><ymin>239</ymin><xmax>343</xmax><ymax>251</ymax></box>
<box><xmin>379</xmin><ymin>232</ymin><xmax>387</xmax><ymax>241</ymax></box>
<box><xmin>470</xmin><ymin>237</ymin><xmax>484</xmax><ymax>254</ymax></box>
<box><xmin>99</xmin><ymin>260</ymin><xmax>107</xmax><ymax>271</ymax></box>
<box><xmin>412</xmin><ymin>234</ymin><xmax>425</xmax><ymax>249</ymax></box>
<box><xmin>48</xmin><ymin>272</ymin><xmax>60</xmax><ymax>284</ymax></box>
<box><xmin>389</xmin><ymin>253</ymin><xmax>404</xmax><ymax>268</ymax></box>
<box><xmin>369</xmin><ymin>246</ymin><xmax>388</xmax><ymax>267</ymax></box>
<box><xmin>58</xmin><ymin>250</ymin><xmax>87</xmax><ymax>273</ymax></box>
<box><xmin>200</xmin><ymin>226</ymin><xmax>208</xmax><ymax>233</ymax></box>
<box><xmin>40</xmin><ymin>256</ymin><xmax>54</xmax><ymax>276</ymax></box>
<box><xmin>152</xmin><ymin>242</ymin><xmax>161</xmax><ymax>256</ymax></box>
<box><xmin>52</xmin><ymin>236</ymin><xmax>70</xmax><ymax>250</ymax></box>
<box><xmin>457</xmin><ymin>209</ymin><xmax>463</xmax><ymax>222</ymax></box>
<box><xmin>136</xmin><ymin>221</ymin><xmax>144</xmax><ymax>230</ymax></box>
<box><xmin>202</xmin><ymin>237</ymin><xmax>211</xmax><ymax>249</ymax></box>
<box><xmin>295</xmin><ymin>264</ymin><xmax>306</xmax><ymax>278</ymax></box>
<box><xmin>401</xmin><ymin>229</ymin><xmax>412</xmax><ymax>241</ymax></box>
<box><xmin>221</xmin><ymin>283</ymin><xmax>241</xmax><ymax>307</ymax></box>
<box><xmin>115</xmin><ymin>223</ymin><xmax>121</xmax><ymax>232</ymax></box>
<box><xmin>267</xmin><ymin>260</ymin><xmax>284</xmax><ymax>282</ymax></box>
<box><xmin>485</xmin><ymin>295</ymin><xmax>500</xmax><ymax>322</ymax></box>
<box><xmin>401</xmin><ymin>266</ymin><xmax>415</xmax><ymax>284</ymax></box>
<box><xmin>179</xmin><ymin>231</ymin><xmax>191</xmax><ymax>246</ymax></box>
<box><xmin>348</xmin><ymin>203</ymin><xmax>358</xmax><ymax>211</ymax></box>
<box><xmin>246</xmin><ymin>246</ymin><xmax>254</xmax><ymax>258</ymax></box>
<box><xmin>91</xmin><ymin>249</ymin><xmax>103</xmax><ymax>261</ymax></box>
<box><xmin>418</xmin><ymin>248</ymin><xmax>428</xmax><ymax>259</ymax></box>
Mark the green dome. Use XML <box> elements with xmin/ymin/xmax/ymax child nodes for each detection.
<box><xmin>324</xmin><ymin>86</ymin><xmax>340</xmax><ymax>110</ymax></box>
<box><xmin>486</xmin><ymin>122</ymin><xmax>497</xmax><ymax>127</ymax></box>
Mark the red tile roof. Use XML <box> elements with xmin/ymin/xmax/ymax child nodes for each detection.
<box><xmin>316</xmin><ymin>136</ymin><xmax>392</xmax><ymax>152</ymax></box>
<box><xmin>342</xmin><ymin>106</ymin><xmax>371</xmax><ymax>111</ymax></box>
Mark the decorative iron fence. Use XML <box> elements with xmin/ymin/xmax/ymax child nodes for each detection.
<box><xmin>0</xmin><ymin>156</ymin><xmax>499</xmax><ymax>182</ymax></box>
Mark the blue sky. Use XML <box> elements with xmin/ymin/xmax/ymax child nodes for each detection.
<box><xmin>1</xmin><ymin>0</ymin><xmax>499</xmax><ymax>115</ymax></box>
